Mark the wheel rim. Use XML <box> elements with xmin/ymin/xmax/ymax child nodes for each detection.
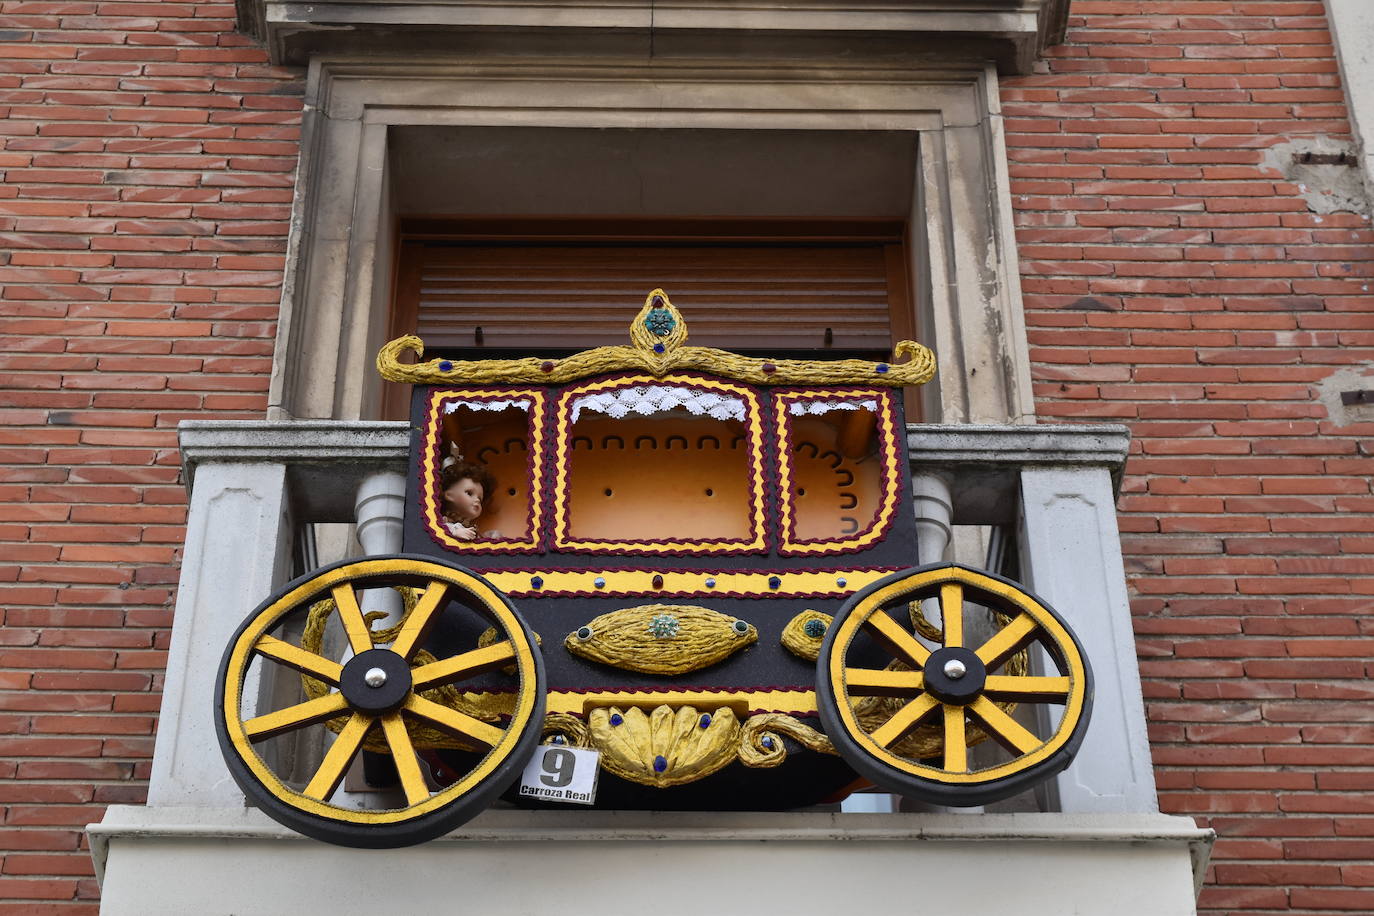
<box><xmin>219</xmin><ymin>557</ymin><xmax>541</xmax><ymax>831</ymax></box>
<box><xmin>822</xmin><ymin>565</ymin><xmax>1089</xmax><ymax>794</ymax></box>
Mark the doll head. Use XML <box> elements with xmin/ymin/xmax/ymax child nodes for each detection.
<box><xmin>440</xmin><ymin>461</ymin><xmax>495</xmax><ymax>525</ymax></box>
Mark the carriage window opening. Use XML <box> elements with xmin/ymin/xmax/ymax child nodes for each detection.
<box><xmin>440</xmin><ymin>398</ymin><xmax>534</xmax><ymax>541</ymax></box>
<box><xmin>563</xmin><ymin>386</ymin><xmax>753</xmax><ymax>543</ymax></box>
<box><xmin>783</xmin><ymin>399</ymin><xmax>885</xmax><ymax>543</ymax></box>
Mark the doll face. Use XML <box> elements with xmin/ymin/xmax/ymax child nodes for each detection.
<box><xmin>443</xmin><ymin>477</ymin><xmax>484</xmax><ymax>524</ymax></box>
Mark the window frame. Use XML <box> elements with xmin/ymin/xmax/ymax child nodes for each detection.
<box><xmin>773</xmin><ymin>386</ymin><xmax>906</xmax><ymax>557</ymax></box>
<box><xmin>548</xmin><ymin>372</ymin><xmax>771</xmax><ymax>557</ymax></box>
<box><xmin>269</xmin><ymin>60</ymin><xmax>1036</xmax><ymax>428</ymax></box>
<box><xmin>416</xmin><ymin>387</ymin><xmax>549</xmax><ymax>555</ymax></box>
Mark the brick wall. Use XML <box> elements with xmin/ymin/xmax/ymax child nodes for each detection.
<box><xmin>1005</xmin><ymin>1</ymin><xmax>1374</xmax><ymax>914</ymax></box>
<box><xmin>0</xmin><ymin>0</ymin><xmax>299</xmax><ymax>907</ymax></box>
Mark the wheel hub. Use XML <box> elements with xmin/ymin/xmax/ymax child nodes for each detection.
<box><xmin>923</xmin><ymin>647</ymin><xmax>985</xmax><ymax>706</ymax></box>
<box><xmin>339</xmin><ymin>648</ymin><xmax>413</xmax><ymax>714</ymax></box>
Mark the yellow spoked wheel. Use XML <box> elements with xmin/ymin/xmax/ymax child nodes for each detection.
<box><xmin>214</xmin><ymin>555</ymin><xmax>544</xmax><ymax>848</ymax></box>
<box><xmin>816</xmin><ymin>564</ymin><xmax>1092</xmax><ymax>807</ymax></box>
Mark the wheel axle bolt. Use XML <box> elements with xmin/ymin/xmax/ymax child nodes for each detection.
<box><xmin>943</xmin><ymin>659</ymin><xmax>967</xmax><ymax>680</ymax></box>
<box><xmin>363</xmin><ymin>667</ymin><xmax>388</xmax><ymax>688</ymax></box>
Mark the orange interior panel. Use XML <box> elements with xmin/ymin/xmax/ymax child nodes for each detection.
<box><xmin>564</xmin><ymin>415</ymin><xmax>752</xmax><ymax>541</ymax></box>
<box><xmin>785</xmin><ymin>413</ymin><xmax>882</xmax><ymax>541</ymax></box>
<box><xmin>442</xmin><ymin>406</ymin><xmax>532</xmax><ymax>538</ymax></box>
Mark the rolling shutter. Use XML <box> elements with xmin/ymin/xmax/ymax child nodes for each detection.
<box><xmin>394</xmin><ymin>237</ymin><xmax>906</xmax><ymax>354</ymax></box>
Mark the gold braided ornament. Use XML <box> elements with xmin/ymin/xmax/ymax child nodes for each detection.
<box><xmin>377</xmin><ymin>289</ymin><xmax>936</xmax><ymax>389</ymax></box>
<box><xmin>780</xmin><ymin>610</ymin><xmax>833</xmax><ymax>662</ymax></box>
<box><xmin>738</xmin><ymin>713</ymin><xmax>838</xmax><ymax>768</ymax></box>
<box><xmin>564</xmin><ymin>604</ymin><xmax>757</xmax><ymax>676</ymax></box>
<box><xmin>539</xmin><ymin>713</ymin><xmax>593</xmax><ymax>748</ymax></box>
<box><xmin>299</xmin><ymin>588</ymin><xmax>516</xmax><ymax>753</ymax></box>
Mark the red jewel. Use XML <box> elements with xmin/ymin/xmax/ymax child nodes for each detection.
<box><xmin>541</xmin><ymin>361</ymin><xmax>555</xmax><ymax>372</ymax></box>
<box><xmin>762</xmin><ymin>363</ymin><xmax>776</xmax><ymax>374</ymax></box>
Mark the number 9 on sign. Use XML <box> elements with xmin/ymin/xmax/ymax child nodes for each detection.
<box><xmin>519</xmin><ymin>745</ymin><xmax>600</xmax><ymax>805</ymax></box>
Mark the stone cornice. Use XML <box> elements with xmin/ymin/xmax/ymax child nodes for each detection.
<box><xmin>178</xmin><ymin>419</ymin><xmax>1127</xmax><ymax>524</ymax></box>
<box><xmin>237</xmin><ymin>0</ymin><xmax>1070</xmax><ymax>72</ymax></box>
<box><xmin>907</xmin><ymin>423</ymin><xmax>1131</xmax><ymax>473</ymax></box>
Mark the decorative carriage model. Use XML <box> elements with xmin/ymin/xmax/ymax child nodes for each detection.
<box><xmin>214</xmin><ymin>291</ymin><xmax>1094</xmax><ymax>848</ymax></box>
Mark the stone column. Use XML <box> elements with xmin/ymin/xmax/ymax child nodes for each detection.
<box><xmin>1019</xmin><ymin>467</ymin><xmax>1157</xmax><ymax>813</ymax></box>
<box><xmin>146</xmin><ymin>463</ymin><xmax>293</xmax><ymax>807</ymax></box>
<box><xmin>352</xmin><ymin>470</ymin><xmax>408</xmax><ymax>627</ymax></box>
<box><xmin>911</xmin><ymin>470</ymin><xmax>954</xmax><ymax>565</ymax></box>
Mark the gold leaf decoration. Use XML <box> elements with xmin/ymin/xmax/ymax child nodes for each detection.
<box><xmin>780</xmin><ymin>610</ymin><xmax>833</xmax><ymax>662</ymax></box>
<box><xmin>565</xmin><ymin>604</ymin><xmax>756</xmax><ymax>675</ymax></box>
<box><xmin>590</xmin><ymin>705</ymin><xmax>740</xmax><ymax>787</ymax></box>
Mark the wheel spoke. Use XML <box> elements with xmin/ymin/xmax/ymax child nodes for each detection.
<box><xmin>868</xmin><ymin>692</ymin><xmax>940</xmax><ymax>748</ymax></box>
<box><xmin>861</xmin><ymin>610</ymin><xmax>932</xmax><ymax>668</ymax></box>
<box><xmin>968</xmin><ymin>696</ymin><xmax>1042</xmax><ymax>755</ymax></box>
<box><xmin>303</xmin><ymin>712</ymin><xmax>371</xmax><ymax>801</ymax></box>
<box><xmin>389</xmin><ymin>580</ymin><xmax>451</xmax><ymax>661</ymax></box>
<box><xmin>410</xmin><ymin>641</ymin><xmax>518</xmax><ymax>691</ymax></box>
<box><xmin>939</xmin><ymin>583</ymin><xmax>964</xmax><ymax>648</ymax></box>
<box><xmin>943</xmin><ymin>705</ymin><xmax>968</xmax><ymax>773</ymax></box>
<box><xmin>973</xmin><ymin>613</ymin><xmax>1038</xmax><ymax>669</ymax></box>
<box><xmin>331</xmin><ymin>584</ymin><xmax>376</xmax><ymax>655</ymax></box>
<box><xmin>844</xmin><ymin>667</ymin><xmax>925</xmax><ymax>697</ymax></box>
<box><xmin>253</xmin><ymin>635</ymin><xmax>343</xmax><ymax>685</ymax></box>
<box><xmin>403</xmin><ymin>694</ymin><xmax>505</xmax><ymax>749</ymax></box>
<box><xmin>380</xmin><ymin>712</ymin><xmax>431</xmax><ymax>807</ymax></box>
<box><xmin>243</xmin><ymin>692</ymin><xmax>349</xmax><ymax>742</ymax></box>
<box><xmin>982</xmin><ymin>675</ymin><xmax>1071</xmax><ymax>703</ymax></box>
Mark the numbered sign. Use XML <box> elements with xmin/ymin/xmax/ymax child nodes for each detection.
<box><xmin>518</xmin><ymin>745</ymin><xmax>600</xmax><ymax>805</ymax></box>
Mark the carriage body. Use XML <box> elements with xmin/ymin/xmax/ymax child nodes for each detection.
<box><xmin>403</xmin><ymin>369</ymin><xmax>918</xmax><ymax>806</ymax></box>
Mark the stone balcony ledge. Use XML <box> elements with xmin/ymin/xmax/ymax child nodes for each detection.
<box><xmin>91</xmin><ymin>806</ymin><xmax>1211</xmax><ymax>916</ymax></box>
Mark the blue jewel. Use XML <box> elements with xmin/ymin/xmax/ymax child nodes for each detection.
<box><xmin>804</xmin><ymin>619</ymin><xmax>827</xmax><ymax>639</ymax></box>
<box><xmin>653</xmin><ymin>755</ymin><xmax>668</xmax><ymax>773</ymax></box>
<box><xmin>438</xmin><ymin>360</ymin><xmax>453</xmax><ymax>372</ymax></box>
<box><xmin>705</xmin><ymin>578</ymin><xmax>716</xmax><ymax>588</ymax></box>
<box><xmin>768</xmin><ymin>576</ymin><xmax>781</xmax><ymax>590</ymax></box>
<box><xmin>594</xmin><ymin>577</ymin><xmax>606</xmax><ymax>588</ymax></box>
<box><xmin>761</xmin><ymin>736</ymin><xmax>775</xmax><ymax>750</ymax></box>
<box><xmin>836</xmin><ymin>577</ymin><xmax>847</xmax><ymax>588</ymax></box>
<box><xmin>699</xmin><ymin>714</ymin><xmax>711</xmax><ymax>729</ymax></box>
<box><xmin>610</xmin><ymin>713</ymin><xmax>623</xmax><ymax>727</ymax></box>
<box><xmin>653</xmin><ymin>343</ymin><xmax>666</xmax><ymax>354</ymax></box>
<box><xmin>876</xmin><ymin>363</ymin><xmax>889</xmax><ymax>373</ymax></box>
<box><xmin>550</xmin><ymin>734</ymin><xmax>566</xmax><ymax>745</ymax></box>
<box><xmin>530</xmin><ymin>576</ymin><xmax>543</xmax><ymax>589</ymax></box>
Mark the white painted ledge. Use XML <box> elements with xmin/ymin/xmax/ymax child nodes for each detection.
<box><xmin>1326</xmin><ymin>0</ymin><xmax>1374</xmax><ymax>207</ymax></box>
<box><xmin>91</xmin><ymin>806</ymin><xmax>1212</xmax><ymax>916</ymax></box>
